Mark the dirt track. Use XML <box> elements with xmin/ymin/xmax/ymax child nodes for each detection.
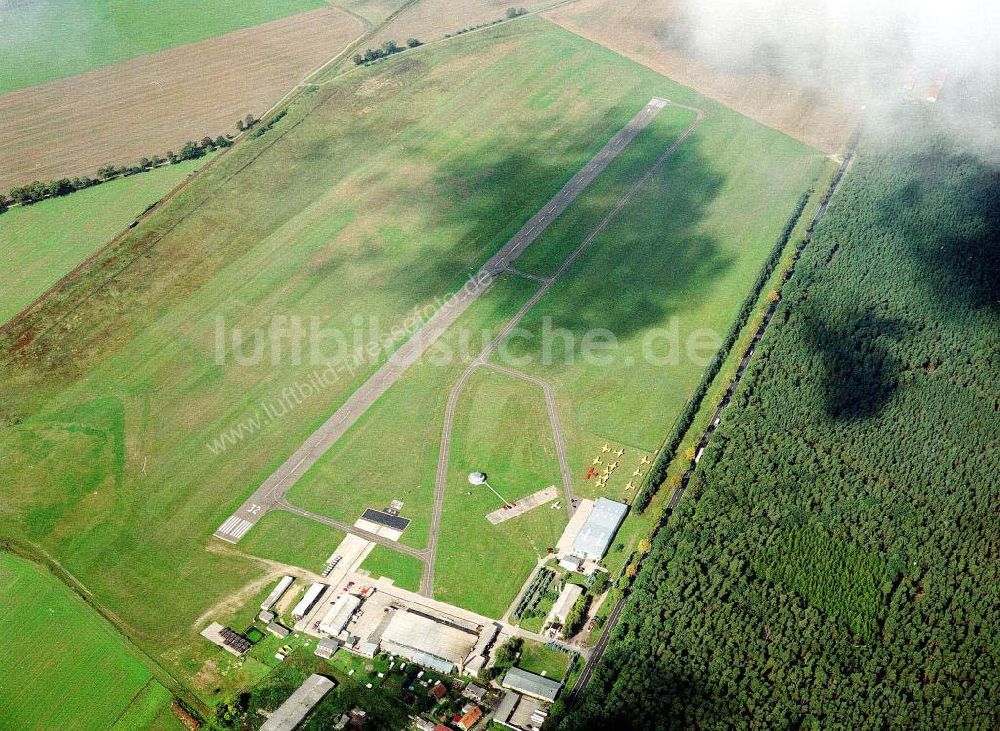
<box><xmin>0</xmin><ymin>8</ymin><xmax>363</xmax><ymax>190</ymax></box>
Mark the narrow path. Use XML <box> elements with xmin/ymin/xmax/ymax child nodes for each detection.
<box><xmin>421</xmin><ymin>102</ymin><xmax>705</xmax><ymax>596</ymax></box>
<box><xmin>215</xmin><ymin>98</ymin><xmax>675</xmax><ymax>544</ymax></box>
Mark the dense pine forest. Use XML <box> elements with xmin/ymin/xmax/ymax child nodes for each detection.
<box><xmin>560</xmin><ymin>108</ymin><xmax>999</xmax><ymax>728</ymax></box>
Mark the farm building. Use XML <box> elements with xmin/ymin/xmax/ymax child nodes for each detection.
<box><xmin>501</xmin><ymin>667</ymin><xmax>561</xmax><ymax>703</ymax></box>
<box><xmin>549</xmin><ymin>583</ymin><xmax>584</xmax><ymax>625</ymax></box>
<box><xmin>494</xmin><ymin>690</ymin><xmax>551</xmax><ymax>731</ymax></box>
<box><xmin>570</xmin><ymin>498</ymin><xmax>628</xmax><ymax>561</ymax></box>
<box><xmin>292</xmin><ymin>583</ymin><xmax>327</xmax><ymax>620</ymax></box>
<box><xmin>266</xmin><ymin>621</ymin><xmax>291</xmax><ymax>639</ymax></box>
<box><xmin>319</xmin><ymin>593</ymin><xmax>361</xmax><ymax>636</ymax></box>
<box><xmin>558</xmin><ymin>554</ymin><xmax>584</xmax><ymax>572</ymax></box>
<box><xmin>260</xmin><ymin>674</ymin><xmax>336</xmax><ymax>731</ymax></box>
<box><xmin>381</xmin><ymin>610</ymin><xmax>479</xmax><ymax>674</ymax></box>
<box><xmin>315</xmin><ymin>638</ymin><xmax>341</xmax><ymax>659</ymax></box>
<box><xmin>261</xmin><ymin>575</ymin><xmax>294</xmax><ymax>611</ymax></box>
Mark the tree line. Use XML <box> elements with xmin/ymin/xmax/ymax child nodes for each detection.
<box><xmin>558</xmin><ymin>110</ymin><xmax>1000</xmax><ymax>729</ymax></box>
<box><xmin>0</xmin><ymin>114</ymin><xmax>263</xmax><ymax>213</ymax></box>
<box><xmin>353</xmin><ymin>38</ymin><xmax>421</xmax><ymax>66</ymax></box>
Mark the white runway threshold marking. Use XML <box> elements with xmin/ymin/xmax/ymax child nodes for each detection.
<box><xmin>215</xmin><ymin>516</ymin><xmax>254</xmax><ymax>543</ymax></box>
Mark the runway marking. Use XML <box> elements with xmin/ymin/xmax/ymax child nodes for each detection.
<box><xmin>214</xmin><ymin>516</ymin><xmax>253</xmax><ymax>542</ymax></box>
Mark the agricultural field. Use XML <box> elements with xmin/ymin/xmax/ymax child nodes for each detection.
<box><xmin>0</xmin><ymin>8</ymin><xmax>363</xmax><ymax>189</ymax></box>
<box><xmin>545</xmin><ymin>0</ymin><xmax>856</xmax><ymax>153</ymax></box>
<box><xmin>562</xmin><ymin>106</ymin><xmax>1000</xmax><ymax>728</ymax></box>
<box><xmin>3</xmin><ymin>18</ymin><xmax>818</xmax><ymax>702</ymax></box>
<box><xmin>0</xmin><ymin>0</ymin><xmax>326</xmax><ymax>93</ymax></box>
<box><xmin>369</xmin><ymin>0</ymin><xmax>552</xmax><ymax>49</ymax></box>
<box><xmin>0</xmin><ymin>156</ymin><xmax>209</xmax><ymax>325</ymax></box>
<box><xmin>334</xmin><ymin>0</ymin><xmax>412</xmax><ymax>27</ymax></box>
<box><xmin>0</xmin><ymin>553</ymin><xmax>179</xmax><ymax>730</ymax></box>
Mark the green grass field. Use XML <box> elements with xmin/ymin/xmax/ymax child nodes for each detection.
<box><xmin>0</xmin><ymin>16</ymin><xmax>827</xmax><ymax>703</ymax></box>
<box><xmin>0</xmin><ymin>553</ymin><xmax>178</xmax><ymax>730</ymax></box>
<box><xmin>240</xmin><ymin>510</ymin><xmax>345</xmax><ymax>572</ymax></box>
<box><xmin>0</xmin><ymin>0</ymin><xmax>325</xmax><ymax>93</ymax></box>
<box><xmin>517</xmin><ymin>640</ymin><xmax>572</xmax><ymax>681</ymax></box>
<box><xmin>286</xmin><ymin>274</ymin><xmax>538</xmax><ymax>551</ymax></box>
<box><xmin>360</xmin><ymin>546</ymin><xmax>424</xmax><ymax>592</ymax></box>
<box><xmin>0</xmin><ymin>158</ymin><xmax>209</xmax><ymax>325</ymax></box>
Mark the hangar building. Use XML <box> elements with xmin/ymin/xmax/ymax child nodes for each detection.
<box><xmin>379</xmin><ymin>609</ymin><xmax>478</xmax><ymax>674</ymax></box>
<box><xmin>570</xmin><ymin>497</ymin><xmax>628</xmax><ymax>561</ymax></box>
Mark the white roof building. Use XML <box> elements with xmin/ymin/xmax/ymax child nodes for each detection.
<box><xmin>292</xmin><ymin>583</ymin><xmax>327</xmax><ymax>620</ymax></box>
<box><xmin>380</xmin><ymin>610</ymin><xmax>478</xmax><ymax>674</ymax></box>
<box><xmin>570</xmin><ymin>498</ymin><xmax>628</xmax><ymax>560</ymax></box>
<box><xmin>319</xmin><ymin>593</ymin><xmax>361</xmax><ymax>636</ymax></box>
<box><xmin>501</xmin><ymin>667</ymin><xmax>562</xmax><ymax>703</ymax></box>
<box><xmin>548</xmin><ymin>583</ymin><xmax>583</xmax><ymax>626</ymax></box>
<box><xmin>260</xmin><ymin>674</ymin><xmax>335</xmax><ymax>731</ymax></box>
<box><xmin>261</xmin><ymin>576</ymin><xmax>294</xmax><ymax>611</ymax></box>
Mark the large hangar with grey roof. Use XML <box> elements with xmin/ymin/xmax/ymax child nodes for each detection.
<box><xmin>570</xmin><ymin>497</ymin><xmax>628</xmax><ymax>560</ymax></box>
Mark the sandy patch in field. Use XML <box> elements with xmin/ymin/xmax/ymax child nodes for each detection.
<box><xmin>0</xmin><ymin>7</ymin><xmax>363</xmax><ymax>189</ymax></box>
<box><xmin>544</xmin><ymin>0</ymin><xmax>856</xmax><ymax>153</ymax></box>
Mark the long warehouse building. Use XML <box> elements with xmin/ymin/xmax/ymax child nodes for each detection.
<box><xmin>319</xmin><ymin>593</ymin><xmax>361</xmax><ymax>636</ymax></box>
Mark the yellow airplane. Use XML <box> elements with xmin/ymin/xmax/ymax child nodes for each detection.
<box><xmin>625</xmin><ymin>481</ymin><xmax>635</xmax><ymax>490</ymax></box>
<box><xmin>610</xmin><ymin>461</ymin><xmax>620</xmax><ymax>470</ymax></box>
<box><xmin>640</xmin><ymin>455</ymin><xmax>651</xmax><ymax>465</ymax></box>
<box><xmin>616</xmin><ymin>448</ymin><xmax>625</xmax><ymax>457</ymax></box>
<box><xmin>601</xmin><ymin>443</ymin><xmax>611</xmax><ymax>453</ymax></box>
<box><xmin>592</xmin><ymin>456</ymin><xmax>602</xmax><ymax>465</ymax></box>
<box><xmin>633</xmin><ymin>468</ymin><xmax>642</xmax><ymax>477</ymax></box>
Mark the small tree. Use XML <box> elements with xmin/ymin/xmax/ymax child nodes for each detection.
<box><xmin>406</xmin><ymin>37</ymin><xmax>422</xmax><ymax>48</ymax></box>
<box><xmin>382</xmin><ymin>39</ymin><xmax>399</xmax><ymax>54</ymax></box>
<box><xmin>244</xmin><ymin>113</ymin><xmax>256</xmax><ymax>129</ymax></box>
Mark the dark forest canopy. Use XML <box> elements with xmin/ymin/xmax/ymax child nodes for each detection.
<box><xmin>559</xmin><ymin>107</ymin><xmax>1000</xmax><ymax>729</ymax></box>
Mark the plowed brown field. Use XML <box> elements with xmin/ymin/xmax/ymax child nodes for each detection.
<box><xmin>544</xmin><ymin>0</ymin><xmax>856</xmax><ymax>154</ymax></box>
<box><xmin>0</xmin><ymin>7</ymin><xmax>363</xmax><ymax>190</ymax></box>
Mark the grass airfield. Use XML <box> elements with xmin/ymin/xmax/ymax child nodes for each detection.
<box><xmin>0</xmin><ymin>15</ymin><xmax>829</xmax><ymax>707</ymax></box>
